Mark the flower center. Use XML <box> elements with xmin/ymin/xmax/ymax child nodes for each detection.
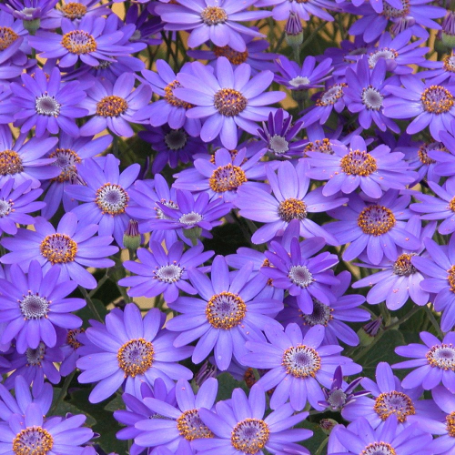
<box><xmin>164</xmin><ymin>80</ymin><xmax>193</xmax><ymax>109</ymax></box>
<box><xmin>13</xmin><ymin>427</ymin><xmax>54</xmax><ymax>455</ymax></box>
<box><xmin>177</xmin><ymin>409</ymin><xmax>214</xmax><ymax>441</ymax></box>
<box><xmin>61</xmin><ymin>30</ymin><xmax>97</xmax><ymax>54</ymax></box>
<box><xmin>231</xmin><ymin>418</ymin><xmax>270</xmax><ymax>454</ymax></box>
<box><xmin>443</xmin><ymin>55</ymin><xmax>455</xmax><ymax>73</ymax></box>
<box><xmin>164</xmin><ymin>129</ymin><xmax>188</xmax><ymax>150</ymax></box>
<box><xmin>213</xmin><ymin>46</ymin><xmax>248</xmax><ymax>64</ymax></box>
<box><xmin>360</xmin><ymin>442</ymin><xmax>397</xmax><ymax>455</ymax></box>
<box><xmin>368</xmin><ymin>48</ymin><xmax>398</xmax><ymax>68</ymax></box>
<box><xmin>327</xmin><ymin>389</ymin><xmax>348</xmax><ymax>409</ymax></box>
<box><xmin>0</xmin><ymin>199</ymin><xmax>13</xmax><ymax>217</ymax></box>
<box><xmin>154</xmin><ymin>264</ymin><xmax>183</xmax><ymax>283</ymax></box>
<box><xmin>448</xmin><ymin>265</ymin><xmax>455</xmax><ymax>292</ymax></box>
<box><xmin>374</xmin><ymin>391</ymin><xmax>416</xmax><ymax>423</ymax></box>
<box><xmin>40</xmin><ymin>234</ymin><xmax>78</xmax><ymax>264</ymax></box>
<box><xmin>214</xmin><ymin>88</ymin><xmax>247</xmax><ymax>117</ymax></box>
<box><xmin>282</xmin><ymin>345</ymin><xmax>321</xmax><ymax>378</ymax></box>
<box><xmin>95</xmin><ymin>183</ymin><xmax>129</xmax><ymax>215</ymax></box>
<box><xmin>446</xmin><ymin>412</ymin><xmax>455</xmax><ymax>437</ymax></box>
<box><xmin>179</xmin><ymin>211</ymin><xmax>203</xmax><ymax>226</ymax></box>
<box><xmin>201</xmin><ymin>6</ymin><xmax>228</xmax><ymax>25</ymax></box>
<box><xmin>61</xmin><ymin>2</ymin><xmax>87</xmax><ymax>19</ymax></box>
<box><xmin>0</xmin><ymin>27</ymin><xmax>19</xmax><ymax>51</ymax></box>
<box><xmin>269</xmin><ymin>135</ymin><xmax>289</xmax><ymax>154</ymax></box>
<box><xmin>362</xmin><ymin>87</ymin><xmax>384</xmax><ymax>110</ymax></box>
<box><xmin>67</xmin><ymin>328</ymin><xmax>84</xmax><ymax>349</ymax></box>
<box><xmin>340</xmin><ymin>150</ymin><xmax>378</xmax><ymax>176</ymax></box>
<box><xmin>26</xmin><ymin>343</ymin><xmax>46</xmax><ymax>366</ymax></box>
<box><xmin>289</xmin><ymin>76</ymin><xmax>311</xmax><ymax>88</ymax></box>
<box><xmin>418</xmin><ymin>142</ymin><xmax>447</xmax><ymax>164</ymax></box>
<box><xmin>20</xmin><ymin>293</ymin><xmax>49</xmax><ymax>320</ymax></box>
<box><xmin>421</xmin><ymin>85</ymin><xmax>454</xmax><ymax>114</ymax></box>
<box><xmin>393</xmin><ymin>253</ymin><xmax>417</xmax><ymax>276</ymax></box>
<box><xmin>304</xmin><ymin>138</ymin><xmax>334</xmax><ymax>155</ymax></box>
<box><xmin>35</xmin><ymin>95</ymin><xmax>61</xmax><ymax>116</ymax></box>
<box><xmin>426</xmin><ymin>343</ymin><xmax>455</xmax><ymax>371</ymax></box>
<box><xmin>301</xmin><ymin>300</ymin><xmax>333</xmax><ymax>326</ymax></box>
<box><xmin>155</xmin><ymin>199</ymin><xmax>178</xmax><ymax>220</ymax></box>
<box><xmin>316</xmin><ymin>83</ymin><xmax>346</xmax><ymax>106</ymax></box>
<box><xmin>357</xmin><ymin>205</ymin><xmax>396</xmax><ymax>236</ymax></box>
<box><xmin>209</xmin><ymin>164</ymin><xmax>247</xmax><ymax>193</ymax></box>
<box><xmin>382</xmin><ymin>0</ymin><xmax>410</xmax><ymax>18</ymax></box>
<box><xmin>0</xmin><ymin>150</ymin><xmax>23</xmax><ymax>176</ymax></box>
<box><xmin>117</xmin><ymin>338</ymin><xmax>154</xmax><ymax>377</ymax></box>
<box><xmin>205</xmin><ymin>291</ymin><xmax>246</xmax><ymax>330</ymax></box>
<box><xmin>288</xmin><ymin>265</ymin><xmax>314</xmax><ymax>288</ymax></box>
<box><xmin>96</xmin><ymin>96</ymin><xmax>128</xmax><ymax>117</ymax></box>
<box><xmin>49</xmin><ymin>148</ymin><xmax>81</xmax><ymax>183</ymax></box>
<box><xmin>278</xmin><ymin>198</ymin><xmax>307</xmax><ymax>222</ymax></box>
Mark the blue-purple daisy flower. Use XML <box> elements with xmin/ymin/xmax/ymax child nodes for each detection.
<box><xmin>256</xmin><ymin>0</ymin><xmax>336</xmax><ymax>22</ymax></box>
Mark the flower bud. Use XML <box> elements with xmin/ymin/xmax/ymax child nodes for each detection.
<box><xmin>123</xmin><ymin>220</ymin><xmax>141</xmax><ymax>251</ymax></box>
<box><xmin>285</xmin><ymin>13</ymin><xmax>304</xmax><ymax>48</ymax></box>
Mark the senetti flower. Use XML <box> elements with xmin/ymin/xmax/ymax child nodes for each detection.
<box><xmin>119</xmin><ymin>241</ymin><xmax>214</xmax><ymax>303</ymax></box>
<box><xmin>28</xmin><ymin>16</ymin><xmax>131</xmax><ymax>68</ymax></box>
<box><xmin>155</xmin><ymin>0</ymin><xmax>271</xmax><ymax>52</ymax></box>
<box><xmin>326</xmin><ymin>191</ymin><xmax>421</xmax><ymax>265</ymax></box>
<box><xmin>0</xmin><ymin>212</ymin><xmax>118</xmax><ymax>289</ymax></box>
<box><xmin>342</xmin><ymin>362</ymin><xmax>439</xmax><ymax>430</ymax></box>
<box><xmin>384</xmin><ymin>75</ymin><xmax>455</xmax><ymax>141</ymax></box>
<box><xmin>41</xmin><ymin>133</ymin><xmax>112</xmax><ymax>220</ymax></box>
<box><xmin>80</xmin><ymin>72</ymin><xmax>151</xmax><ymax>138</ymax></box>
<box><xmin>10</xmin><ymin>67</ymin><xmax>88</xmax><ymax>138</ymax></box>
<box><xmin>0</xmin><ymin>260</ymin><xmax>84</xmax><ymax>353</ymax></box>
<box><xmin>256</xmin><ymin>0</ymin><xmax>336</xmax><ymax>22</ymax></box>
<box><xmin>242</xmin><ymin>324</ymin><xmax>361</xmax><ymax>411</ymax></box>
<box><xmin>166</xmin><ymin>255</ymin><xmax>283</xmax><ymax>371</ymax></box>
<box><xmin>174</xmin><ymin>57</ymin><xmax>285</xmax><ymax>150</ymax></box>
<box><xmin>306</xmin><ymin>135</ymin><xmax>415</xmax><ymax>198</ymax></box>
<box><xmin>77</xmin><ymin>304</ymin><xmax>193</xmax><ymax>403</ymax></box>
<box><xmin>0</xmin><ymin>10</ymin><xmax>27</xmax><ymax>65</ymax></box>
<box><xmin>173</xmin><ymin>147</ymin><xmax>267</xmax><ymax>202</ymax></box>
<box><xmin>235</xmin><ymin>160</ymin><xmax>346</xmax><ymax>245</ymax></box>
<box><xmin>0</xmin><ymin>0</ymin><xmax>58</xmax><ymax>20</ymax></box>
<box><xmin>193</xmin><ymin>384</ymin><xmax>313</xmax><ymax>455</ymax></box>
<box><xmin>394</xmin><ymin>331</ymin><xmax>455</xmax><ymax>393</ymax></box>
<box><xmin>65</xmin><ymin>154</ymin><xmax>140</xmax><ymax>247</ymax></box>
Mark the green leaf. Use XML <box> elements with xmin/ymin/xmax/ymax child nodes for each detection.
<box><xmin>52</xmin><ymin>388</ymin><xmax>96</xmax><ymax>427</ymax></box>
<box><xmin>216</xmin><ymin>372</ymin><xmax>249</xmax><ymax>401</ymax></box>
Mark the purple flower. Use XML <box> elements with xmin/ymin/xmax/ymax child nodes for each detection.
<box><xmin>28</xmin><ymin>16</ymin><xmax>131</xmax><ymax>68</ymax></box>
<box><xmin>133</xmin><ymin>378</ymin><xmax>218</xmax><ymax>452</ymax></box>
<box><xmin>10</xmin><ymin>67</ymin><xmax>88</xmax><ymax>138</ymax></box>
<box><xmin>394</xmin><ymin>331</ymin><xmax>455</xmax><ymax>393</ymax></box>
<box><xmin>242</xmin><ymin>324</ymin><xmax>361</xmax><ymax>411</ymax></box>
<box><xmin>174</xmin><ymin>57</ymin><xmax>285</xmax><ymax>150</ymax></box>
<box><xmin>262</xmin><ymin>235</ymin><xmax>339</xmax><ymax>314</ymax></box>
<box><xmin>134</xmin><ymin>60</ymin><xmax>202</xmax><ymax>138</ymax></box>
<box><xmin>0</xmin><ymin>212</ymin><xmax>118</xmax><ymax>289</ymax></box>
<box><xmin>0</xmin><ymin>0</ymin><xmax>58</xmax><ymax>20</ymax></box>
<box><xmin>412</xmin><ymin>236</ymin><xmax>455</xmax><ymax>332</ymax></box>
<box><xmin>0</xmin><ymin>126</ymin><xmax>59</xmax><ymax>188</ymax></box>
<box><xmin>166</xmin><ymin>255</ymin><xmax>283</xmax><ymax>371</ymax></box>
<box><xmin>60</xmin><ymin>328</ymin><xmax>92</xmax><ymax>377</ymax></box>
<box><xmin>235</xmin><ymin>160</ymin><xmax>346</xmax><ymax>245</ymax></box>
<box><xmin>194</xmin><ymin>384</ymin><xmax>312</xmax><ymax>455</ymax></box>
<box><xmin>0</xmin><ymin>260</ymin><xmax>84</xmax><ymax>352</ymax></box>
<box><xmin>280</xmin><ymin>270</ymin><xmax>369</xmax><ymax>346</ymax></box>
<box><xmin>329</xmin><ymin>415</ymin><xmax>432</xmax><ymax>455</ymax></box>
<box><xmin>274</xmin><ymin>55</ymin><xmax>333</xmax><ymax>90</ymax></box>
<box><xmin>256</xmin><ymin>0</ymin><xmax>336</xmax><ymax>22</ymax></box>
<box><xmin>326</xmin><ymin>191</ymin><xmax>421</xmax><ymax>265</ymax></box>
<box><xmin>41</xmin><ymin>133</ymin><xmax>112</xmax><ymax>220</ymax></box>
<box><xmin>119</xmin><ymin>241</ymin><xmax>214</xmax><ymax>303</ymax></box>
<box><xmin>155</xmin><ymin>0</ymin><xmax>271</xmax><ymax>52</ymax></box>
<box><xmin>173</xmin><ymin>147</ymin><xmax>267</xmax><ymax>202</ymax></box>
<box><xmin>65</xmin><ymin>154</ymin><xmax>140</xmax><ymax>247</ymax></box>
<box><xmin>342</xmin><ymin>362</ymin><xmax>440</xmax><ymax>429</ymax></box>
<box><xmin>77</xmin><ymin>304</ymin><xmax>193</xmax><ymax>403</ymax></box>
<box><xmin>306</xmin><ymin>135</ymin><xmax>415</xmax><ymax>198</ymax></box>
<box><xmin>0</xmin><ymin>403</ymin><xmax>93</xmax><ymax>455</ymax></box>
<box><xmin>80</xmin><ymin>72</ymin><xmax>151</xmax><ymax>138</ymax></box>
<box><xmin>384</xmin><ymin>75</ymin><xmax>455</xmax><ymax>141</ymax></box>
<box><xmin>353</xmin><ymin>217</ymin><xmax>435</xmax><ymax>310</ymax></box>
<box><xmin>0</xmin><ymin>10</ymin><xmax>27</xmax><ymax>65</ymax></box>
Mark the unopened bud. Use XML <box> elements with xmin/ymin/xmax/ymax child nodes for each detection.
<box><xmin>23</xmin><ymin>18</ymin><xmax>40</xmax><ymax>35</ymax></box>
<box><xmin>441</xmin><ymin>12</ymin><xmax>455</xmax><ymax>48</ymax></box>
<box><xmin>285</xmin><ymin>12</ymin><xmax>304</xmax><ymax>48</ymax></box>
<box><xmin>123</xmin><ymin>220</ymin><xmax>141</xmax><ymax>251</ymax></box>
<box><xmin>358</xmin><ymin>317</ymin><xmax>383</xmax><ymax>346</ymax></box>
<box><xmin>183</xmin><ymin>227</ymin><xmax>202</xmax><ymax>245</ymax></box>
<box><xmin>320</xmin><ymin>418</ymin><xmax>338</xmax><ymax>435</ymax></box>
<box><xmin>194</xmin><ymin>360</ymin><xmax>217</xmax><ymax>387</ymax></box>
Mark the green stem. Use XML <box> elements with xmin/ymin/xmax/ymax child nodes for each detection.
<box><xmin>80</xmin><ymin>287</ymin><xmax>103</xmax><ymax>322</ymax></box>
<box><xmin>50</xmin><ymin>371</ymin><xmax>75</xmax><ymax>415</ymax></box>
<box><xmin>88</xmin><ymin>271</ymin><xmax>110</xmax><ymax>299</ymax></box>
<box><xmin>315</xmin><ymin>437</ymin><xmax>328</xmax><ymax>455</ymax></box>
<box><xmin>424</xmin><ymin>305</ymin><xmax>444</xmax><ymax>338</ymax></box>
<box><xmin>301</xmin><ymin>21</ymin><xmax>327</xmax><ymax>50</ymax></box>
<box><xmin>385</xmin><ymin>305</ymin><xmax>422</xmax><ymax>331</ymax></box>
